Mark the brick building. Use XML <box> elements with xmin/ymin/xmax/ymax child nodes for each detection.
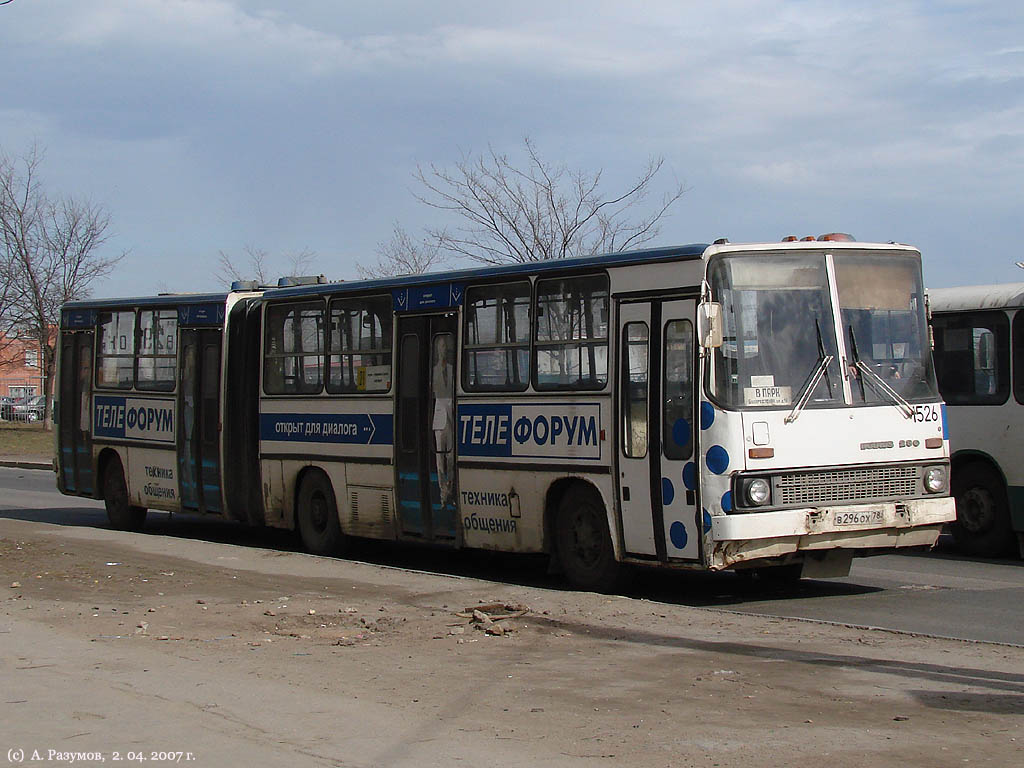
<box><xmin>0</xmin><ymin>332</ymin><xmax>51</xmax><ymax>400</ymax></box>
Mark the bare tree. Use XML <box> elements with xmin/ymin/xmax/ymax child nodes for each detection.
<box><xmin>410</xmin><ymin>137</ymin><xmax>685</xmax><ymax>266</ymax></box>
<box><xmin>214</xmin><ymin>244</ymin><xmax>320</xmax><ymax>288</ymax></box>
<box><xmin>0</xmin><ymin>144</ymin><xmax>122</xmax><ymax>425</ymax></box>
<box><xmin>357</xmin><ymin>222</ymin><xmax>446</xmax><ymax>279</ymax></box>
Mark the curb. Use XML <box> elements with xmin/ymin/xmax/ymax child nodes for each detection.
<box><xmin>0</xmin><ymin>460</ymin><xmax>54</xmax><ymax>471</ymax></box>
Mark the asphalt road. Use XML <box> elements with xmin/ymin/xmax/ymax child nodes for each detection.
<box><xmin>2</xmin><ymin>466</ymin><xmax>1022</xmax><ymax>646</ymax></box>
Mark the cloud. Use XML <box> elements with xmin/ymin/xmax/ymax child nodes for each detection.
<box><xmin>2</xmin><ymin>1</ymin><xmax>1022</xmax><ymax>292</ymax></box>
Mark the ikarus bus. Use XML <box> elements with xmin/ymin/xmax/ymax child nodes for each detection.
<box><xmin>55</xmin><ymin>235</ymin><xmax>955</xmax><ymax>590</ymax></box>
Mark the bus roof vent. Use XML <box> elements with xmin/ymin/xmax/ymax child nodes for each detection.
<box><xmin>231</xmin><ymin>280</ymin><xmax>261</xmax><ymax>291</ymax></box>
<box><xmin>817</xmin><ymin>232</ymin><xmax>855</xmax><ymax>242</ymax></box>
<box><xmin>277</xmin><ymin>275</ymin><xmax>328</xmax><ymax>287</ymax></box>
<box><xmin>713</xmin><ymin>237</ymin><xmax>729</xmax><ymax>245</ymax></box>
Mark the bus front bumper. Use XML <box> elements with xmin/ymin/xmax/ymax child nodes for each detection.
<box><xmin>708</xmin><ymin>497</ymin><xmax>956</xmax><ymax>569</ymax></box>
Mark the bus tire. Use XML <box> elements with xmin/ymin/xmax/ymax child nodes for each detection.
<box><xmin>951</xmin><ymin>463</ymin><xmax>1014</xmax><ymax>558</ymax></box>
<box><xmin>103</xmin><ymin>458</ymin><xmax>147</xmax><ymax>532</ymax></box>
<box><xmin>556</xmin><ymin>484</ymin><xmax>621</xmax><ymax>592</ymax></box>
<box><xmin>297</xmin><ymin>471</ymin><xmax>344</xmax><ymax>556</ymax></box>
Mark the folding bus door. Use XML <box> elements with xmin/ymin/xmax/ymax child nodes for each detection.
<box><xmin>617</xmin><ymin>298</ymin><xmax>700</xmax><ymax>561</ymax></box>
<box><xmin>394</xmin><ymin>313</ymin><xmax>458</xmax><ymax>543</ymax></box>
<box><xmin>58</xmin><ymin>330</ymin><xmax>95</xmax><ymax>495</ymax></box>
<box><xmin>178</xmin><ymin>328</ymin><xmax>224</xmax><ymax>514</ymax></box>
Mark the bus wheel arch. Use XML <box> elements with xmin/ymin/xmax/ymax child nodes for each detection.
<box><xmin>295</xmin><ymin>467</ymin><xmax>346</xmax><ymax>556</ymax></box>
<box><xmin>550</xmin><ymin>479</ymin><xmax>621</xmax><ymax>591</ymax></box>
<box><xmin>950</xmin><ymin>456</ymin><xmax>1014</xmax><ymax>558</ymax></box>
<box><xmin>99</xmin><ymin>449</ymin><xmax>147</xmax><ymax>532</ymax></box>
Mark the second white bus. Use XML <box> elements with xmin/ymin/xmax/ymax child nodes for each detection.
<box><xmin>929</xmin><ymin>283</ymin><xmax>1024</xmax><ymax>558</ymax></box>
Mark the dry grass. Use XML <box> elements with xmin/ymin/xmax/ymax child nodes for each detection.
<box><xmin>0</xmin><ymin>421</ymin><xmax>55</xmax><ymax>458</ymax></box>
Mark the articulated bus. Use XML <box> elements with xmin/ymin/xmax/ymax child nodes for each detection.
<box><xmin>929</xmin><ymin>283</ymin><xmax>1024</xmax><ymax>558</ymax></box>
<box><xmin>56</xmin><ymin>237</ymin><xmax>956</xmax><ymax>589</ymax></box>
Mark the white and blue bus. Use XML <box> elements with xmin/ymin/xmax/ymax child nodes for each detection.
<box><xmin>928</xmin><ymin>283</ymin><xmax>1024</xmax><ymax>558</ymax></box>
<box><xmin>56</xmin><ymin>236</ymin><xmax>955</xmax><ymax>589</ymax></box>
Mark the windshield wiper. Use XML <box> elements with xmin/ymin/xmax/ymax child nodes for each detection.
<box><xmin>785</xmin><ymin>320</ymin><xmax>834</xmax><ymax>424</ymax></box>
<box><xmin>847</xmin><ymin>325</ymin><xmax>914</xmax><ymax>419</ymax></box>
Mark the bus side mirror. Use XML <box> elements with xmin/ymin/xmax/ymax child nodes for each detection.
<box><xmin>697</xmin><ymin>302</ymin><xmax>723</xmax><ymax>348</ymax></box>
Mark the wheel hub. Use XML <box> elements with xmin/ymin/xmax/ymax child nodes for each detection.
<box><xmin>960</xmin><ymin>487</ymin><xmax>995</xmax><ymax>533</ymax></box>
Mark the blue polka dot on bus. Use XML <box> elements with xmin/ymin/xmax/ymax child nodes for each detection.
<box><xmin>706</xmin><ymin>445</ymin><xmax>729</xmax><ymax>474</ymax></box>
<box><xmin>670</xmin><ymin>521</ymin><xmax>688</xmax><ymax>550</ymax></box>
<box><xmin>682</xmin><ymin>461</ymin><xmax>697</xmax><ymax>490</ymax></box>
<box><xmin>662</xmin><ymin>477</ymin><xmax>675</xmax><ymax>506</ymax></box>
<box><xmin>721</xmin><ymin>491</ymin><xmax>733</xmax><ymax>513</ymax></box>
<box><xmin>702</xmin><ymin>509</ymin><xmax>712</xmax><ymax>534</ymax></box>
<box><xmin>699</xmin><ymin>402</ymin><xmax>715</xmax><ymax>430</ymax></box>
<box><xmin>672</xmin><ymin>418</ymin><xmax>691</xmax><ymax>448</ymax></box>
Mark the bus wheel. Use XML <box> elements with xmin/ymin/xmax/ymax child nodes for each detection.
<box><xmin>103</xmin><ymin>458</ymin><xmax>147</xmax><ymax>531</ymax></box>
<box><xmin>951</xmin><ymin>464</ymin><xmax>1014</xmax><ymax>558</ymax></box>
<box><xmin>297</xmin><ymin>472</ymin><xmax>344</xmax><ymax>556</ymax></box>
<box><xmin>556</xmin><ymin>484</ymin><xmax>620</xmax><ymax>592</ymax></box>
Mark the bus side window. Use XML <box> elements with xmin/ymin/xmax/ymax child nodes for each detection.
<box><xmin>620</xmin><ymin>322</ymin><xmax>649</xmax><ymax>458</ymax></box>
<box><xmin>137</xmin><ymin>309</ymin><xmax>177</xmax><ymax>391</ymax></box>
<box><xmin>263</xmin><ymin>302</ymin><xmax>324</xmax><ymax>395</ymax></box>
<box><xmin>534</xmin><ymin>275</ymin><xmax>609</xmax><ymax>390</ymax></box>
<box><xmin>932</xmin><ymin>310</ymin><xmax>1009</xmax><ymax>405</ymax></box>
<box><xmin>96</xmin><ymin>310</ymin><xmax>136</xmax><ymax>389</ymax></box>
<box><xmin>1015</xmin><ymin>310</ymin><xmax>1024</xmax><ymax>406</ymax></box>
<box><xmin>463</xmin><ymin>281</ymin><xmax>531</xmax><ymax>392</ymax></box>
<box><xmin>327</xmin><ymin>296</ymin><xmax>392</xmax><ymax>393</ymax></box>
<box><xmin>663</xmin><ymin>319</ymin><xmax>694</xmax><ymax>461</ymax></box>
<box><xmin>80</xmin><ymin>344</ymin><xmax>92</xmax><ymax>433</ymax></box>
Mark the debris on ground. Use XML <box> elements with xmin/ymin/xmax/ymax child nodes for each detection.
<box><xmin>453</xmin><ymin>602</ymin><xmax>530</xmax><ymax>636</ymax></box>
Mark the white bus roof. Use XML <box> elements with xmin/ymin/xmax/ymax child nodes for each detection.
<box><xmin>928</xmin><ymin>282</ymin><xmax>1024</xmax><ymax>312</ymax></box>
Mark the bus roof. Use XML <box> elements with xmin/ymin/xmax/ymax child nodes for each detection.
<box><xmin>928</xmin><ymin>283</ymin><xmax>1024</xmax><ymax>312</ymax></box>
<box><xmin>268</xmin><ymin>243</ymin><xmax>709</xmax><ymax>300</ymax></box>
<box><xmin>63</xmin><ymin>291</ymin><xmax>232</xmax><ymax>311</ymax></box>
<box><xmin>61</xmin><ymin>238</ymin><xmax>921</xmax><ymax>310</ymax></box>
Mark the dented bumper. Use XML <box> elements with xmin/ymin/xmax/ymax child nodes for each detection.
<box><xmin>708</xmin><ymin>497</ymin><xmax>956</xmax><ymax>569</ymax></box>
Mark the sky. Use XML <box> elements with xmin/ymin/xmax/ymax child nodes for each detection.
<box><xmin>1</xmin><ymin>0</ymin><xmax>1021</xmax><ymax>298</ymax></box>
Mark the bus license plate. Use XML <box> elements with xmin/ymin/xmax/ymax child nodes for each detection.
<box><xmin>833</xmin><ymin>509</ymin><xmax>885</xmax><ymax>527</ymax></box>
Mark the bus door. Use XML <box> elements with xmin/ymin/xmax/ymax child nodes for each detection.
<box><xmin>394</xmin><ymin>313</ymin><xmax>458</xmax><ymax>544</ymax></box>
<box><xmin>58</xmin><ymin>330</ymin><xmax>95</xmax><ymax>495</ymax></box>
<box><xmin>178</xmin><ymin>328</ymin><xmax>223</xmax><ymax>514</ymax></box>
<box><xmin>617</xmin><ymin>298</ymin><xmax>700</xmax><ymax>561</ymax></box>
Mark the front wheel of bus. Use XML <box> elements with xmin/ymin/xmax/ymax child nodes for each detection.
<box><xmin>103</xmin><ymin>458</ymin><xmax>147</xmax><ymax>532</ymax></box>
<box><xmin>951</xmin><ymin>463</ymin><xmax>1014</xmax><ymax>558</ymax></box>
<box><xmin>297</xmin><ymin>472</ymin><xmax>344</xmax><ymax>556</ymax></box>
<box><xmin>556</xmin><ymin>484</ymin><xmax>621</xmax><ymax>592</ymax></box>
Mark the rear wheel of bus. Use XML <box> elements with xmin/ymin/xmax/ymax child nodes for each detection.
<box><xmin>102</xmin><ymin>456</ymin><xmax>147</xmax><ymax>531</ymax></box>
<box><xmin>297</xmin><ymin>471</ymin><xmax>345</xmax><ymax>556</ymax></box>
<box><xmin>556</xmin><ymin>483</ymin><xmax>621</xmax><ymax>592</ymax></box>
<box><xmin>951</xmin><ymin>463</ymin><xmax>1014</xmax><ymax>558</ymax></box>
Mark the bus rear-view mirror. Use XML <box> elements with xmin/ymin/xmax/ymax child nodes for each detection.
<box><xmin>697</xmin><ymin>302</ymin><xmax>723</xmax><ymax>348</ymax></box>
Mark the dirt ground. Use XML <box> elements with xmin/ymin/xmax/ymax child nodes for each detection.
<box><xmin>1</xmin><ymin>517</ymin><xmax>1021</xmax><ymax>768</ymax></box>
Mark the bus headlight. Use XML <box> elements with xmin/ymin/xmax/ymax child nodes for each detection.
<box><xmin>744</xmin><ymin>478</ymin><xmax>772</xmax><ymax>506</ymax></box>
<box><xmin>923</xmin><ymin>466</ymin><xmax>947</xmax><ymax>493</ymax></box>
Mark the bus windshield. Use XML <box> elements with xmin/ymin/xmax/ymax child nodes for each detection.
<box><xmin>708</xmin><ymin>250</ymin><xmax>937</xmax><ymax>410</ymax></box>
<box><xmin>833</xmin><ymin>252</ymin><xmax>937</xmax><ymax>404</ymax></box>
